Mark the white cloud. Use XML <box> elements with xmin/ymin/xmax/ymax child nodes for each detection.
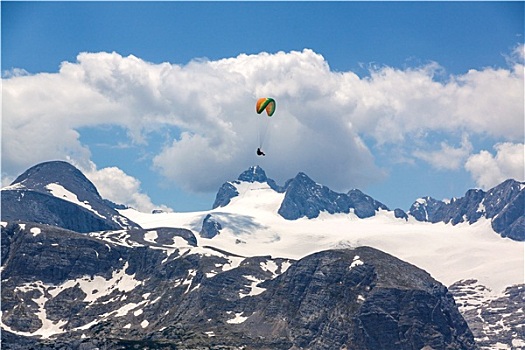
<box><xmin>505</xmin><ymin>43</ymin><xmax>525</xmax><ymax>67</ymax></box>
<box><xmin>2</xmin><ymin>68</ymin><xmax>30</xmax><ymax>78</ymax></box>
<box><xmin>465</xmin><ymin>143</ymin><xmax>525</xmax><ymax>189</ymax></box>
<box><xmin>81</xmin><ymin>162</ymin><xmax>171</xmax><ymax>213</ymax></box>
<box><xmin>2</xmin><ymin>48</ymin><xmax>523</xmax><ymax>195</ymax></box>
<box><xmin>412</xmin><ymin>134</ymin><xmax>473</xmax><ymax>170</ymax></box>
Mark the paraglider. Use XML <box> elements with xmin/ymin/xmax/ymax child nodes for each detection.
<box><xmin>256</xmin><ymin>97</ymin><xmax>276</xmax><ymax>117</ymax></box>
<box><xmin>255</xmin><ymin>98</ymin><xmax>276</xmax><ymax>156</ymax></box>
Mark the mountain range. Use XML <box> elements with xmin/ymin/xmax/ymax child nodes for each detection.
<box><xmin>214</xmin><ymin>165</ymin><xmax>523</xmax><ymax>240</ymax></box>
<box><xmin>1</xmin><ymin>160</ymin><xmax>524</xmax><ymax>349</ymax></box>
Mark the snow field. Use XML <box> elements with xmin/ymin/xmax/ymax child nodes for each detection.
<box><xmin>121</xmin><ymin>180</ymin><xmax>524</xmax><ymax>297</ymax></box>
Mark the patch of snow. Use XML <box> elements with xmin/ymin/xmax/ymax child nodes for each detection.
<box><xmin>349</xmin><ymin>255</ymin><xmax>364</xmax><ymax>270</ymax></box>
<box><xmin>144</xmin><ymin>230</ymin><xmax>158</xmax><ymax>244</ymax></box>
<box><xmin>477</xmin><ymin>201</ymin><xmax>486</xmax><ymax>214</ymax></box>
<box><xmin>1</xmin><ymin>182</ymin><xmax>26</xmax><ymax>191</ymax></box>
<box><xmin>206</xmin><ymin>271</ymin><xmax>218</xmax><ymax>278</ymax></box>
<box><xmin>5</xmin><ymin>281</ymin><xmax>68</xmax><ymax>339</ymax></box>
<box><xmin>226</xmin><ymin>312</ymin><xmax>248</xmax><ymax>324</ymax></box>
<box><xmin>415</xmin><ymin>198</ymin><xmax>427</xmax><ymax>205</ymax></box>
<box><xmin>183</xmin><ymin>269</ymin><xmax>197</xmax><ymax>294</ymax></box>
<box><xmin>260</xmin><ymin>260</ymin><xmax>279</xmax><ymax>277</ymax></box>
<box><xmin>141</xmin><ymin>320</ymin><xmax>149</xmax><ymax>328</ymax></box>
<box><xmin>46</xmin><ymin>183</ymin><xmax>106</xmax><ymax>219</ymax></box>
<box><xmin>239</xmin><ymin>275</ymin><xmax>266</xmax><ymax>298</ymax></box>
<box><xmin>46</xmin><ymin>262</ymin><xmax>142</xmax><ymax>304</ymax></box>
<box><xmin>280</xmin><ymin>260</ymin><xmax>292</xmax><ymax>274</ymax></box>
<box><xmin>74</xmin><ymin>319</ymin><xmax>100</xmax><ymax>332</ymax></box>
<box><xmin>112</xmin><ymin>302</ymin><xmax>141</xmax><ymax>317</ymax></box>
<box><xmin>150</xmin><ymin>296</ymin><xmax>161</xmax><ymax>304</ymax></box>
<box><xmin>30</xmin><ymin>227</ymin><xmax>41</xmax><ymax>237</ymax></box>
<box><xmin>120</xmin><ymin>196</ymin><xmax>524</xmax><ymax>298</ymax></box>
<box><xmin>134</xmin><ymin>309</ymin><xmax>143</xmax><ymax>316</ymax></box>
<box><xmin>89</xmin><ymin>230</ymin><xmax>143</xmax><ymax>249</ymax></box>
<box><xmin>512</xmin><ymin>338</ymin><xmax>525</xmax><ymax>347</ymax></box>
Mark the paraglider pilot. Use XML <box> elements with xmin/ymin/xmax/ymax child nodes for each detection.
<box><xmin>257</xmin><ymin>148</ymin><xmax>265</xmax><ymax>156</ymax></box>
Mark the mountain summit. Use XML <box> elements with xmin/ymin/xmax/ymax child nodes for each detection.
<box><xmin>278</xmin><ymin>172</ymin><xmax>389</xmax><ymax>220</ymax></box>
<box><xmin>213</xmin><ymin>165</ymin><xmax>285</xmax><ymax>208</ymax></box>
<box><xmin>1</xmin><ymin>161</ymin><xmax>140</xmax><ymax>232</ymax></box>
<box><xmin>214</xmin><ymin>166</ymin><xmax>390</xmax><ymax>220</ymax></box>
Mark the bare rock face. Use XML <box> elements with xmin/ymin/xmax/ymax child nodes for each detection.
<box><xmin>2</xmin><ymin>223</ymin><xmax>476</xmax><ymax>350</ymax></box>
<box><xmin>234</xmin><ymin>248</ymin><xmax>476</xmax><ymax>350</ymax></box>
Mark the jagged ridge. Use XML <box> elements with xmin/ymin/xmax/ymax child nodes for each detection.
<box><xmin>409</xmin><ymin>179</ymin><xmax>524</xmax><ymax>240</ymax></box>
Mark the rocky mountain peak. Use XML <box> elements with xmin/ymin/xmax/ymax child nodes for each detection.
<box><xmin>278</xmin><ymin>172</ymin><xmax>388</xmax><ymax>220</ymax></box>
<box><xmin>9</xmin><ymin>160</ymin><xmax>100</xmax><ymax>198</ymax></box>
<box><xmin>1</xmin><ymin>161</ymin><xmax>140</xmax><ymax>233</ymax></box>
<box><xmin>213</xmin><ymin>166</ymin><xmax>285</xmax><ymax>209</ymax></box>
<box><xmin>483</xmin><ymin>179</ymin><xmax>523</xmax><ymax>217</ymax></box>
<box><xmin>237</xmin><ymin>165</ymin><xmax>268</xmax><ymax>183</ymax></box>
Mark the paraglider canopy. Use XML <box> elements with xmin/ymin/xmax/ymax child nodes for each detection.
<box><xmin>256</xmin><ymin>97</ymin><xmax>276</xmax><ymax>117</ymax></box>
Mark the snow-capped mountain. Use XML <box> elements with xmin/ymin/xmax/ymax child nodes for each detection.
<box><xmin>212</xmin><ymin>164</ymin><xmax>523</xmax><ymax>241</ymax></box>
<box><xmin>213</xmin><ymin>165</ymin><xmax>392</xmax><ymax>220</ymax></box>
<box><xmin>409</xmin><ymin>179</ymin><xmax>524</xmax><ymax>240</ymax></box>
<box><xmin>1</xmin><ymin>161</ymin><xmax>524</xmax><ymax>349</ymax></box>
<box><xmin>0</xmin><ymin>161</ymin><xmax>140</xmax><ymax>233</ymax></box>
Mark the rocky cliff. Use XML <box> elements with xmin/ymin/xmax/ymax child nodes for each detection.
<box><xmin>1</xmin><ymin>222</ymin><xmax>476</xmax><ymax>349</ymax></box>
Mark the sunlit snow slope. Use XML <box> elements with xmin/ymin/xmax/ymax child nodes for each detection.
<box><xmin>121</xmin><ymin>180</ymin><xmax>524</xmax><ymax>297</ymax></box>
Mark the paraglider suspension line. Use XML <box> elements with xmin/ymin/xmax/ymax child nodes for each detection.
<box><xmin>258</xmin><ymin>117</ymin><xmax>271</xmax><ymax>149</ymax></box>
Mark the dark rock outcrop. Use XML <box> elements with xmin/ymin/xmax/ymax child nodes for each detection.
<box><xmin>199</xmin><ymin>214</ymin><xmax>222</xmax><ymax>239</ymax></box>
<box><xmin>347</xmin><ymin>188</ymin><xmax>389</xmax><ymax>218</ymax></box>
<box><xmin>212</xmin><ymin>181</ymin><xmax>239</xmax><ymax>209</ymax></box>
<box><xmin>394</xmin><ymin>208</ymin><xmax>409</xmax><ymax>220</ymax></box>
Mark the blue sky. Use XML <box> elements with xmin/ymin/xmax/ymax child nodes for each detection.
<box><xmin>2</xmin><ymin>1</ymin><xmax>524</xmax><ymax>212</ymax></box>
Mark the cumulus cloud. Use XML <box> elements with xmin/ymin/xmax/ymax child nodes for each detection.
<box><xmin>413</xmin><ymin>134</ymin><xmax>473</xmax><ymax>170</ymax></box>
<box><xmin>465</xmin><ymin>143</ymin><xmax>525</xmax><ymax>189</ymax></box>
<box><xmin>2</xmin><ymin>48</ymin><xmax>524</xmax><ymax>199</ymax></box>
<box><xmin>81</xmin><ymin>162</ymin><xmax>171</xmax><ymax>213</ymax></box>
